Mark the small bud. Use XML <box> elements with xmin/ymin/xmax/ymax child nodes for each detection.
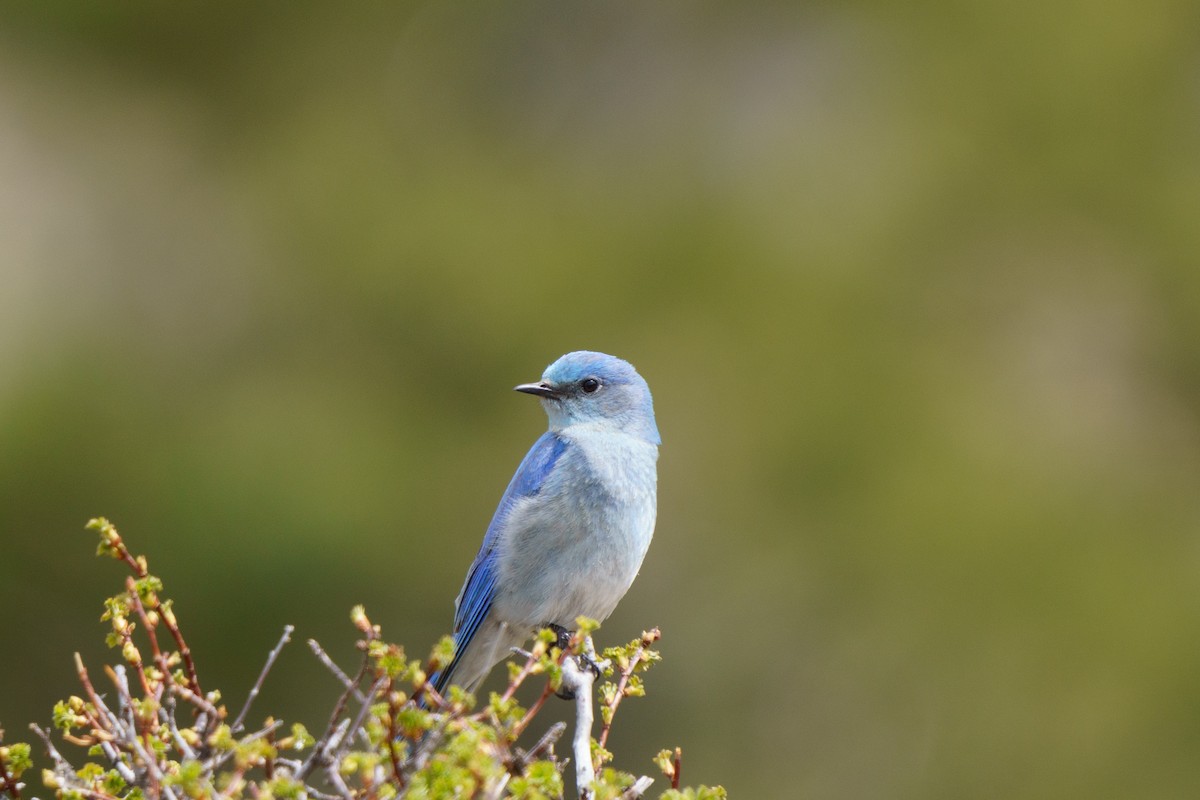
<box><xmin>350</xmin><ymin>605</ymin><xmax>369</xmax><ymax>630</ymax></box>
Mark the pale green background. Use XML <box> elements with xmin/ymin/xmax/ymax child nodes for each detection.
<box><xmin>2</xmin><ymin>3</ymin><xmax>1199</xmax><ymax>797</ymax></box>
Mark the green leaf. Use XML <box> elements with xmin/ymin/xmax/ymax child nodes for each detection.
<box><xmin>1</xmin><ymin>742</ymin><xmax>32</xmax><ymax>777</ymax></box>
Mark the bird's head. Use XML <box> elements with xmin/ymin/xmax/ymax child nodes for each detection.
<box><xmin>515</xmin><ymin>351</ymin><xmax>660</xmax><ymax>445</ymax></box>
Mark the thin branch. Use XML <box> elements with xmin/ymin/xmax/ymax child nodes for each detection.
<box><xmin>73</xmin><ymin>653</ymin><xmax>113</xmax><ymax>733</ymax></box>
<box><xmin>511</xmin><ymin>680</ymin><xmax>556</xmax><ymax>738</ymax></box>
<box><xmin>205</xmin><ymin>720</ymin><xmax>283</xmax><ymax>773</ymax></box>
<box><xmin>304</xmin><ymin>787</ymin><xmax>343</xmax><ymax>800</ymax></box>
<box><xmin>510</xmin><ymin>721</ymin><xmax>566</xmax><ymax>774</ymax></box>
<box><xmin>161</xmin><ymin>701</ymin><xmax>197</xmax><ymax>762</ymax></box>
<box><xmin>596</xmin><ymin>628</ymin><xmax>660</xmax><ymax>753</ymax></box>
<box><xmin>297</xmin><ymin>650</ymin><xmax>371</xmax><ymax>782</ymax></box>
<box><xmin>306</xmin><ymin>640</ymin><xmax>367</xmax><ymax>703</ymax></box>
<box><xmin>105</xmin><ymin>666</ymin><xmax>146</xmax><ymax>742</ymax></box>
<box><xmin>123</xmin><ymin>579</ymin><xmax>159</xmax><ymax>700</ymax></box>
<box><xmin>620</xmin><ymin>776</ymin><xmax>655</xmax><ymax>799</ymax></box>
<box><xmin>481</xmin><ymin>772</ymin><xmax>511</xmax><ymax>800</ymax></box>
<box><xmin>123</xmin><ymin>721</ymin><xmax>180</xmax><ymax>800</ymax></box>
<box><xmin>330</xmin><ymin>676</ymin><xmax>387</xmax><ymax>769</ymax></box>
<box><xmin>28</xmin><ymin>725</ymin><xmax>71</xmax><ymax>776</ymax></box>
<box><xmin>232</xmin><ymin>625</ymin><xmax>294</xmax><ymax>734</ymax></box>
<box><xmin>325</xmin><ymin>768</ymin><xmax>354</xmax><ymax>800</ymax></box>
<box><xmin>158</xmin><ymin>602</ymin><xmax>202</xmax><ymax>702</ymax></box>
<box><xmin>498</xmin><ymin>645</ymin><xmax>546</xmax><ymax>704</ymax></box>
<box><xmin>168</xmin><ymin>681</ymin><xmax>222</xmax><ymax>721</ymax></box>
<box><xmin>525</xmin><ymin>721</ymin><xmax>567</xmax><ymax>761</ymax></box>
<box><xmin>71</xmin><ymin>664</ymin><xmax>138</xmax><ymax>784</ymax></box>
<box><xmin>383</xmin><ymin>678</ymin><xmax>405</xmax><ymax>789</ymax></box>
<box><xmin>99</xmin><ymin>522</ymin><xmax>202</xmax><ymax>700</ymax></box>
<box><xmin>407</xmin><ymin>717</ymin><xmax>450</xmax><ymax>775</ymax></box>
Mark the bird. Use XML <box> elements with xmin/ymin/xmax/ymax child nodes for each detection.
<box><xmin>430</xmin><ymin>350</ymin><xmax>660</xmax><ymax>696</ymax></box>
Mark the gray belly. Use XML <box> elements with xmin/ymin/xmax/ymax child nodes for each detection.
<box><xmin>489</xmin><ymin>438</ymin><xmax>657</xmax><ymax>633</ymax></box>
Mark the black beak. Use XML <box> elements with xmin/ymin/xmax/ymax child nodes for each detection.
<box><xmin>514</xmin><ymin>381</ymin><xmax>559</xmax><ymax>399</ymax></box>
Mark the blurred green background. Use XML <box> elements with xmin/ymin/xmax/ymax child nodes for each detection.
<box><xmin>2</xmin><ymin>2</ymin><xmax>1199</xmax><ymax>797</ymax></box>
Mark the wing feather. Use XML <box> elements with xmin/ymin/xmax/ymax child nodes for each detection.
<box><xmin>432</xmin><ymin>431</ymin><xmax>568</xmax><ymax>693</ymax></box>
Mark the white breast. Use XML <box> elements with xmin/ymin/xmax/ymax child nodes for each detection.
<box><xmin>493</xmin><ymin>428</ymin><xmax>658</xmax><ymax>630</ymax></box>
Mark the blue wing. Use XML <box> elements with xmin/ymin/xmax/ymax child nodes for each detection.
<box><xmin>431</xmin><ymin>431</ymin><xmax>568</xmax><ymax>694</ymax></box>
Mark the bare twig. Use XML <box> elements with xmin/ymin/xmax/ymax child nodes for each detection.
<box><xmin>307</xmin><ymin>640</ymin><xmax>367</xmax><ymax>703</ymax></box>
<box><xmin>305</xmin><ymin>789</ymin><xmax>343</xmax><ymax>800</ymax></box>
<box><xmin>161</xmin><ymin>701</ymin><xmax>197</xmax><ymax>761</ymax></box>
<box><xmin>297</xmin><ymin>649</ymin><xmax>371</xmax><ymax>782</ymax></box>
<box><xmin>169</xmin><ymin>681</ymin><xmax>222</xmax><ymax>721</ymax></box>
<box><xmin>481</xmin><ymin>772</ymin><xmax>511</xmax><ymax>800</ymax></box>
<box><xmin>304</xmin><ymin>787</ymin><xmax>343</xmax><ymax>800</ymax></box>
<box><xmin>105</xmin><ymin>666</ymin><xmax>144</xmax><ymax>740</ymax></box>
<box><xmin>70</xmin><ymin>662</ymin><xmax>138</xmax><ymax>784</ymax></box>
<box><xmin>620</xmin><ymin>776</ymin><xmax>655</xmax><ymax>798</ymax></box>
<box><xmin>232</xmin><ymin>625</ymin><xmax>294</xmax><ymax>733</ymax></box>
<box><xmin>331</xmin><ymin>676</ymin><xmax>387</xmax><ymax>769</ymax></box>
<box><xmin>512</xmin><ymin>680</ymin><xmax>557</xmax><ymax>738</ymax></box>
<box><xmin>73</xmin><ymin>653</ymin><xmax>112</xmax><ymax>732</ymax></box>
<box><xmin>325</xmin><ymin>768</ymin><xmax>354</xmax><ymax>800</ymax></box>
<box><xmin>510</xmin><ymin>721</ymin><xmax>566</xmax><ymax>774</ymax></box>
<box><xmin>28</xmin><ymin>725</ymin><xmax>71</xmax><ymax>776</ymax></box>
<box><xmin>124</xmin><ymin>723</ymin><xmax>181</xmax><ymax>800</ymax></box>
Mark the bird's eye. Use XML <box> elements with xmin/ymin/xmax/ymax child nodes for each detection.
<box><xmin>580</xmin><ymin>377</ymin><xmax>601</xmax><ymax>394</ymax></box>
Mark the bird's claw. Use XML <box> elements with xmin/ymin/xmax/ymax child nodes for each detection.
<box><xmin>546</xmin><ymin>623</ymin><xmax>573</xmax><ymax>651</ymax></box>
<box><xmin>544</xmin><ymin>624</ymin><xmax>608</xmax><ymax>699</ymax></box>
<box><xmin>554</xmin><ymin>652</ymin><xmax>607</xmax><ymax>700</ymax></box>
<box><xmin>578</xmin><ymin>652</ymin><xmax>605</xmax><ymax>679</ymax></box>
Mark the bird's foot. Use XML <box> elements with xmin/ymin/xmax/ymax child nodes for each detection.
<box><xmin>546</xmin><ymin>623</ymin><xmax>573</xmax><ymax>651</ymax></box>
<box><xmin>545</xmin><ymin>629</ymin><xmax>609</xmax><ymax>700</ymax></box>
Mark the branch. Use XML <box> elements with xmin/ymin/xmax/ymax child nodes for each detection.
<box><xmin>330</xmin><ymin>676</ymin><xmax>387</xmax><ymax>769</ymax></box>
<box><xmin>0</xmin><ymin>732</ymin><xmax>22</xmax><ymax>800</ymax></box>
<box><xmin>232</xmin><ymin>625</ymin><xmax>294</xmax><ymax>733</ymax></box>
<box><xmin>560</xmin><ymin>656</ymin><xmax>596</xmax><ymax>799</ymax></box>
<box><xmin>509</xmin><ymin>721</ymin><xmax>566</xmax><ymax>774</ymax></box>
<box><xmin>621</xmin><ymin>776</ymin><xmax>655</xmax><ymax>798</ymax></box>
<box><xmin>597</xmin><ymin>628</ymin><xmax>660</xmax><ymax>753</ymax></box>
<box><xmin>297</xmin><ymin>652</ymin><xmax>371</xmax><ymax>782</ymax></box>
<box><xmin>306</xmin><ymin>639</ymin><xmax>367</xmax><ymax>704</ymax></box>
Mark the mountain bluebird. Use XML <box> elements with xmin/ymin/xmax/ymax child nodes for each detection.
<box><xmin>431</xmin><ymin>351</ymin><xmax>660</xmax><ymax>695</ymax></box>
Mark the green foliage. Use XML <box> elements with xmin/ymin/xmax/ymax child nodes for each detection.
<box><xmin>0</xmin><ymin>521</ymin><xmax>723</xmax><ymax>800</ymax></box>
<box><xmin>657</xmin><ymin>790</ymin><xmax>727</xmax><ymax>800</ymax></box>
